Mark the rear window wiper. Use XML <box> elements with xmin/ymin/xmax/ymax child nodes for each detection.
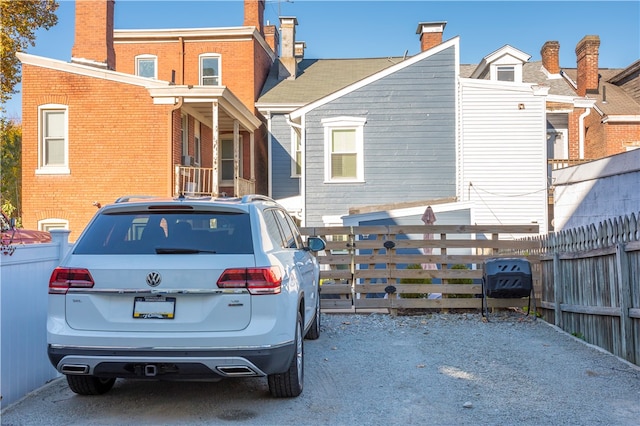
<box><xmin>155</xmin><ymin>248</ymin><xmax>217</xmax><ymax>254</ymax></box>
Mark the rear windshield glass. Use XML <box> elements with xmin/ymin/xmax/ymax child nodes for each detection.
<box><xmin>73</xmin><ymin>211</ymin><xmax>253</xmax><ymax>254</ymax></box>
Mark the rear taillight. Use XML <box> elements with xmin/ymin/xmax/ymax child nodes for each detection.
<box><xmin>217</xmin><ymin>267</ymin><xmax>282</xmax><ymax>295</ymax></box>
<box><xmin>49</xmin><ymin>267</ymin><xmax>95</xmax><ymax>294</ymax></box>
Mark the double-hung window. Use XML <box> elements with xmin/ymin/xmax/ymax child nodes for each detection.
<box><xmin>291</xmin><ymin>130</ymin><xmax>301</xmax><ymax>177</ymax></box>
<box><xmin>199</xmin><ymin>54</ymin><xmax>221</xmax><ymax>86</ymax></box>
<box><xmin>37</xmin><ymin>105</ymin><xmax>69</xmax><ymax>174</ymax></box>
<box><xmin>322</xmin><ymin>117</ymin><xmax>366</xmax><ymax>182</ymax></box>
<box><xmin>135</xmin><ymin>54</ymin><xmax>157</xmax><ymax>79</ymax></box>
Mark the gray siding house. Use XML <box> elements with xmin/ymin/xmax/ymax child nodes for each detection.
<box><xmin>258</xmin><ymin>21</ymin><xmax>458</xmax><ymax>226</ymax></box>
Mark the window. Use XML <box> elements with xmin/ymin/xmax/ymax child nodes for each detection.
<box><xmin>497</xmin><ymin>66</ymin><xmax>515</xmax><ymax>82</ymax></box>
<box><xmin>291</xmin><ymin>130</ymin><xmax>301</xmax><ymax>177</ymax></box>
<box><xmin>220</xmin><ymin>136</ymin><xmax>243</xmax><ymax>184</ymax></box>
<box><xmin>322</xmin><ymin>117</ymin><xmax>366</xmax><ymax>182</ymax></box>
<box><xmin>37</xmin><ymin>105</ymin><xmax>69</xmax><ymax>174</ymax></box>
<box><xmin>181</xmin><ymin>114</ymin><xmax>188</xmax><ymax>157</ymax></box>
<box><xmin>194</xmin><ymin>120</ymin><xmax>201</xmax><ymax>166</ymax></box>
<box><xmin>199</xmin><ymin>54</ymin><xmax>221</xmax><ymax>86</ymax></box>
<box><xmin>38</xmin><ymin>218</ymin><xmax>69</xmax><ymax>232</ymax></box>
<box><xmin>135</xmin><ymin>55</ymin><xmax>157</xmax><ymax>79</ymax></box>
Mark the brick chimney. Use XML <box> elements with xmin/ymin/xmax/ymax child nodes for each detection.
<box><xmin>244</xmin><ymin>0</ymin><xmax>265</xmax><ymax>35</ymax></box>
<box><xmin>71</xmin><ymin>0</ymin><xmax>115</xmax><ymax>69</ymax></box>
<box><xmin>279</xmin><ymin>17</ymin><xmax>298</xmax><ymax>79</ymax></box>
<box><xmin>416</xmin><ymin>22</ymin><xmax>447</xmax><ymax>52</ymax></box>
<box><xmin>264</xmin><ymin>24</ymin><xmax>279</xmax><ymax>55</ymax></box>
<box><xmin>575</xmin><ymin>35</ymin><xmax>600</xmax><ymax>96</ymax></box>
<box><xmin>541</xmin><ymin>41</ymin><xmax>560</xmax><ymax>74</ymax></box>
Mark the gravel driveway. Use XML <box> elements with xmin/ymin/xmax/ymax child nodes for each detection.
<box><xmin>2</xmin><ymin>312</ymin><xmax>639</xmax><ymax>425</ymax></box>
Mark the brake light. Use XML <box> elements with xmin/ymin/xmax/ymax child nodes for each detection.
<box><xmin>49</xmin><ymin>267</ymin><xmax>95</xmax><ymax>294</ymax></box>
<box><xmin>217</xmin><ymin>267</ymin><xmax>282</xmax><ymax>295</ymax></box>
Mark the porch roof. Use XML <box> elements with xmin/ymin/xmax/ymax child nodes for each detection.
<box><xmin>148</xmin><ymin>85</ymin><xmax>263</xmax><ymax>132</ymax></box>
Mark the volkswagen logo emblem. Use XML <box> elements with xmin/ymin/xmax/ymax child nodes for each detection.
<box><xmin>146</xmin><ymin>271</ymin><xmax>162</xmax><ymax>287</ymax></box>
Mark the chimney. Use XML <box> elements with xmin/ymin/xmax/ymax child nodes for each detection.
<box><xmin>416</xmin><ymin>22</ymin><xmax>447</xmax><ymax>52</ymax></box>
<box><xmin>541</xmin><ymin>41</ymin><xmax>560</xmax><ymax>74</ymax></box>
<box><xmin>295</xmin><ymin>41</ymin><xmax>306</xmax><ymax>59</ymax></box>
<box><xmin>264</xmin><ymin>24</ymin><xmax>279</xmax><ymax>55</ymax></box>
<box><xmin>575</xmin><ymin>35</ymin><xmax>600</xmax><ymax>96</ymax></box>
<box><xmin>279</xmin><ymin>17</ymin><xmax>298</xmax><ymax>79</ymax></box>
<box><xmin>244</xmin><ymin>0</ymin><xmax>265</xmax><ymax>35</ymax></box>
<box><xmin>71</xmin><ymin>0</ymin><xmax>115</xmax><ymax>69</ymax></box>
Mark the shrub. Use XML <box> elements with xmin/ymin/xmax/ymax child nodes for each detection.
<box><xmin>400</xmin><ymin>264</ymin><xmax>432</xmax><ymax>299</ymax></box>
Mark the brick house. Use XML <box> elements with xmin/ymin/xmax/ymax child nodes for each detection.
<box><xmin>558</xmin><ymin>36</ymin><xmax>640</xmax><ymax>159</ymax></box>
<box><xmin>18</xmin><ymin>0</ymin><xmax>275</xmax><ymax>240</ymax></box>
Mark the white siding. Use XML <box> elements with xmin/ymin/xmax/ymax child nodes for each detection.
<box><xmin>459</xmin><ymin>79</ymin><xmax>548</xmax><ymax>234</ymax></box>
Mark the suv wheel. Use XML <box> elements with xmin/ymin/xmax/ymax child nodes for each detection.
<box><xmin>66</xmin><ymin>375</ymin><xmax>116</xmax><ymax>395</ymax></box>
<box><xmin>268</xmin><ymin>313</ymin><xmax>303</xmax><ymax>397</ymax></box>
<box><xmin>305</xmin><ymin>296</ymin><xmax>321</xmax><ymax>340</ymax></box>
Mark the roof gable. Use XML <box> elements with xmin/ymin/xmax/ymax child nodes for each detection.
<box><xmin>289</xmin><ymin>37</ymin><xmax>459</xmax><ymax>119</ymax></box>
<box><xmin>470</xmin><ymin>45</ymin><xmax>531</xmax><ymax>79</ymax></box>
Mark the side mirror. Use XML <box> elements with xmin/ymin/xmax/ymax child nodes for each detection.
<box><xmin>306</xmin><ymin>236</ymin><xmax>326</xmax><ymax>252</ymax></box>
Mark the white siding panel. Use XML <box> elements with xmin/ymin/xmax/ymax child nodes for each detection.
<box><xmin>460</xmin><ymin>81</ymin><xmax>548</xmax><ymax>233</ymax></box>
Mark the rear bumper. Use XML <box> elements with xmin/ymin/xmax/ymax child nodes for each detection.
<box><xmin>48</xmin><ymin>343</ymin><xmax>294</xmax><ymax>379</ymax></box>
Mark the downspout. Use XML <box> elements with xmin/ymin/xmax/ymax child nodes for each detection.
<box><xmin>578</xmin><ymin>107</ymin><xmax>590</xmax><ymax>159</ymax></box>
<box><xmin>169</xmin><ymin>97</ymin><xmax>184</xmax><ymax>196</ymax></box>
<box><xmin>179</xmin><ymin>37</ymin><xmax>185</xmax><ymax>85</ymax></box>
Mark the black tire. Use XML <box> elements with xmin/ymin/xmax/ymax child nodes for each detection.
<box><xmin>268</xmin><ymin>313</ymin><xmax>303</xmax><ymax>397</ymax></box>
<box><xmin>66</xmin><ymin>375</ymin><xmax>116</xmax><ymax>395</ymax></box>
<box><xmin>305</xmin><ymin>296</ymin><xmax>321</xmax><ymax>340</ymax></box>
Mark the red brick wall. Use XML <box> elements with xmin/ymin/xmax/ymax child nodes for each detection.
<box><xmin>21</xmin><ymin>64</ymin><xmax>173</xmax><ymax>241</ymax></box>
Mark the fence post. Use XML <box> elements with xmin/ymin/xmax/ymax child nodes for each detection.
<box><xmin>616</xmin><ymin>243</ymin><xmax>633</xmax><ymax>364</ymax></box>
<box><xmin>50</xmin><ymin>229</ymin><xmax>71</xmax><ymax>263</ymax></box>
<box><xmin>553</xmin><ymin>252</ymin><xmax>563</xmax><ymax>328</ymax></box>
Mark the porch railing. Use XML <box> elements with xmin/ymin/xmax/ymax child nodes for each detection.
<box><xmin>174</xmin><ymin>166</ymin><xmax>255</xmax><ymax>197</ymax></box>
<box><xmin>548</xmin><ymin>159</ymin><xmax>596</xmax><ymax>170</ymax></box>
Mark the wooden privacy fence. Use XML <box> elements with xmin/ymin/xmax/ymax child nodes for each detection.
<box><xmin>534</xmin><ymin>212</ymin><xmax>640</xmax><ymax>366</ymax></box>
<box><xmin>300</xmin><ymin>224</ymin><xmax>541</xmax><ymax>314</ymax></box>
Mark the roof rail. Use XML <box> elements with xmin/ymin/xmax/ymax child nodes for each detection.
<box><xmin>114</xmin><ymin>195</ymin><xmax>157</xmax><ymax>203</ymax></box>
<box><xmin>241</xmin><ymin>194</ymin><xmax>276</xmax><ymax>204</ymax></box>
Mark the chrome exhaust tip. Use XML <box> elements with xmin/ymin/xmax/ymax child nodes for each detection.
<box><xmin>61</xmin><ymin>364</ymin><xmax>90</xmax><ymax>375</ymax></box>
<box><xmin>217</xmin><ymin>366</ymin><xmax>257</xmax><ymax>376</ymax></box>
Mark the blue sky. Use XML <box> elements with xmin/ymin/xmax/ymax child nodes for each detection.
<box><xmin>3</xmin><ymin>0</ymin><xmax>639</xmax><ymax>119</ymax></box>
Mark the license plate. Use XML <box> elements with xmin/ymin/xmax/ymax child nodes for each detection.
<box><xmin>133</xmin><ymin>296</ymin><xmax>176</xmax><ymax>319</ymax></box>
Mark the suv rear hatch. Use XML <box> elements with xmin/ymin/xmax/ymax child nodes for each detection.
<box><xmin>58</xmin><ymin>208</ymin><xmax>257</xmax><ymax>333</ymax></box>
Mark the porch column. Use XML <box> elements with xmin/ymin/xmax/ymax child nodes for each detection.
<box><xmin>212</xmin><ymin>101</ymin><xmax>219</xmax><ymax>196</ymax></box>
<box><xmin>233</xmin><ymin>120</ymin><xmax>239</xmax><ymax>196</ymax></box>
<box><xmin>250</xmin><ymin>131</ymin><xmax>255</xmax><ymax>182</ymax></box>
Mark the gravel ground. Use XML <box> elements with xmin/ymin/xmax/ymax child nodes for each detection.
<box><xmin>2</xmin><ymin>312</ymin><xmax>640</xmax><ymax>426</ymax></box>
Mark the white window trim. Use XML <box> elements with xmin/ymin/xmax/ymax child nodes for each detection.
<box><xmin>322</xmin><ymin>116</ymin><xmax>366</xmax><ymax>183</ymax></box>
<box><xmin>219</xmin><ymin>134</ymin><xmax>243</xmax><ymax>186</ymax></box>
<box><xmin>199</xmin><ymin>53</ymin><xmax>222</xmax><ymax>86</ymax></box>
<box><xmin>291</xmin><ymin>128</ymin><xmax>301</xmax><ymax>178</ymax></box>
<box><xmin>38</xmin><ymin>218</ymin><xmax>69</xmax><ymax>232</ymax></box>
<box><xmin>490</xmin><ymin>63</ymin><xmax>522</xmax><ymax>82</ymax></box>
<box><xmin>36</xmin><ymin>104</ymin><xmax>70</xmax><ymax>175</ymax></box>
<box><xmin>134</xmin><ymin>54</ymin><xmax>158</xmax><ymax>79</ymax></box>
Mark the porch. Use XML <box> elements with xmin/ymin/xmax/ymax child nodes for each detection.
<box><xmin>174</xmin><ymin>165</ymin><xmax>255</xmax><ymax>197</ymax></box>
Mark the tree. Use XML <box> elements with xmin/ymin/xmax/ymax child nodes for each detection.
<box><xmin>1</xmin><ymin>118</ymin><xmax>22</xmax><ymax>218</ymax></box>
<box><xmin>0</xmin><ymin>0</ymin><xmax>58</xmax><ymax>110</ymax></box>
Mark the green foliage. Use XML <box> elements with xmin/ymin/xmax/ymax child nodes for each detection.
<box><xmin>447</xmin><ymin>264</ymin><xmax>474</xmax><ymax>298</ymax></box>
<box><xmin>400</xmin><ymin>264</ymin><xmax>432</xmax><ymax>299</ymax></box>
<box><xmin>1</xmin><ymin>118</ymin><xmax>22</xmax><ymax>219</ymax></box>
<box><xmin>0</xmin><ymin>0</ymin><xmax>59</xmax><ymax>109</ymax></box>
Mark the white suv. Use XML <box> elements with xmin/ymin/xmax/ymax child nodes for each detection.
<box><xmin>47</xmin><ymin>195</ymin><xmax>325</xmax><ymax>398</ymax></box>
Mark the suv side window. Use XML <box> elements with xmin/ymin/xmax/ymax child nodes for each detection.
<box><xmin>274</xmin><ymin>209</ymin><xmax>302</xmax><ymax>249</ymax></box>
<box><xmin>263</xmin><ymin>209</ymin><xmax>286</xmax><ymax>248</ymax></box>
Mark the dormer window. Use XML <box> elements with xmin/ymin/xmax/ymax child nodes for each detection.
<box><xmin>200</xmin><ymin>54</ymin><xmax>221</xmax><ymax>86</ymax></box>
<box><xmin>497</xmin><ymin>66</ymin><xmax>515</xmax><ymax>82</ymax></box>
